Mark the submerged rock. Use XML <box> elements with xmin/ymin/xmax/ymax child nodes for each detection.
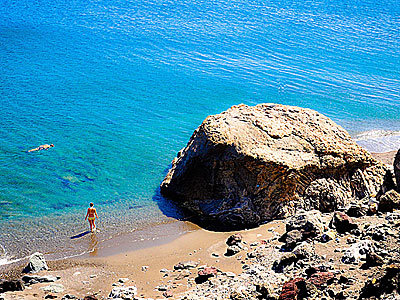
<box><xmin>160</xmin><ymin>104</ymin><xmax>386</xmax><ymax>228</ymax></box>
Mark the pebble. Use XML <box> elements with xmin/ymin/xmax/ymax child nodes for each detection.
<box><xmin>118</xmin><ymin>278</ymin><xmax>129</xmax><ymax>283</ymax></box>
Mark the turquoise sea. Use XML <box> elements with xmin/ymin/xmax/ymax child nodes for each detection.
<box><xmin>1</xmin><ymin>0</ymin><xmax>399</xmax><ymax>264</ymax></box>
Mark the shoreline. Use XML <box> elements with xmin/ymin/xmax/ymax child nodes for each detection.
<box><xmin>1</xmin><ymin>150</ymin><xmax>397</xmax><ymax>299</ymax></box>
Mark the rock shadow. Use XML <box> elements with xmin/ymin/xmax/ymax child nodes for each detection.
<box><xmin>153</xmin><ymin>169</ymin><xmax>260</xmax><ymax>232</ymax></box>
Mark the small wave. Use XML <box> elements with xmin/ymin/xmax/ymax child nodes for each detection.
<box><xmin>0</xmin><ymin>256</ymin><xmax>25</xmax><ymax>266</ymax></box>
<box><xmin>354</xmin><ymin>130</ymin><xmax>400</xmax><ymax>153</ymax></box>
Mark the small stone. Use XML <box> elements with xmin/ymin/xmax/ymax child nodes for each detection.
<box><xmin>224</xmin><ymin>272</ymin><xmax>236</xmax><ymax>278</ymax></box>
<box><xmin>156</xmin><ymin>285</ymin><xmax>168</xmax><ymax>291</ymax></box>
<box><xmin>174</xmin><ymin>261</ymin><xmax>198</xmax><ymax>270</ymax></box>
<box><xmin>40</xmin><ymin>284</ymin><xmax>65</xmax><ymax>294</ymax></box>
<box><xmin>226</xmin><ymin>233</ymin><xmax>243</xmax><ymax>246</ymax></box>
<box><xmin>61</xmin><ymin>295</ymin><xmax>77</xmax><ymax>300</ymax></box>
<box><xmin>44</xmin><ymin>294</ymin><xmax>58</xmax><ymax>299</ymax></box>
<box><xmin>141</xmin><ymin>266</ymin><xmax>149</xmax><ymax>272</ymax></box>
<box><xmin>118</xmin><ymin>278</ymin><xmax>129</xmax><ymax>283</ymax></box>
<box><xmin>225</xmin><ymin>245</ymin><xmax>241</xmax><ymax>256</ymax></box>
<box><xmin>160</xmin><ymin>268</ymin><xmax>169</xmax><ymax>273</ymax></box>
<box><xmin>162</xmin><ymin>290</ymin><xmax>173</xmax><ymax>298</ymax></box>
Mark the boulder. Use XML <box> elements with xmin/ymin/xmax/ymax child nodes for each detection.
<box><xmin>308</xmin><ymin>272</ymin><xmax>334</xmax><ymax>289</ymax></box>
<box><xmin>279</xmin><ymin>230</ymin><xmax>303</xmax><ymax>251</ymax></box>
<box><xmin>286</xmin><ymin>210</ymin><xmax>325</xmax><ymax>239</ymax></box>
<box><xmin>364</xmin><ymin>252</ymin><xmax>384</xmax><ymax>268</ymax></box>
<box><xmin>23</xmin><ymin>252</ymin><xmax>48</xmax><ymax>273</ymax></box>
<box><xmin>395</xmin><ymin>149</ymin><xmax>400</xmax><ymax>192</ymax></box>
<box><xmin>292</xmin><ymin>241</ymin><xmax>314</xmax><ymax>260</ymax></box>
<box><xmin>346</xmin><ymin>202</ymin><xmax>368</xmax><ymax>217</ymax></box>
<box><xmin>376</xmin><ymin>169</ymin><xmax>396</xmax><ymax>200</ymax></box>
<box><xmin>342</xmin><ymin>240</ymin><xmax>374</xmax><ymax>264</ymax></box>
<box><xmin>22</xmin><ymin>275</ymin><xmax>58</xmax><ymax>285</ymax></box>
<box><xmin>279</xmin><ymin>278</ymin><xmax>307</xmax><ymax>300</ymax></box>
<box><xmin>378</xmin><ymin>189</ymin><xmax>400</xmax><ymax>212</ymax></box>
<box><xmin>196</xmin><ymin>267</ymin><xmax>218</xmax><ymax>284</ymax></box>
<box><xmin>329</xmin><ymin>212</ymin><xmax>358</xmax><ymax>233</ymax></box>
<box><xmin>108</xmin><ymin>286</ymin><xmax>137</xmax><ymax>299</ymax></box>
<box><xmin>272</xmin><ymin>253</ymin><xmax>298</xmax><ymax>273</ymax></box>
<box><xmin>0</xmin><ymin>279</ymin><xmax>25</xmax><ymax>293</ymax></box>
<box><xmin>161</xmin><ymin>104</ymin><xmax>386</xmax><ymax>228</ymax></box>
<box><xmin>360</xmin><ymin>264</ymin><xmax>400</xmax><ymax>298</ymax></box>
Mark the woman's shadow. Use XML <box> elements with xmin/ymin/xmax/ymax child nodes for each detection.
<box><xmin>70</xmin><ymin>230</ymin><xmax>91</xmax><ymax>239</ymax></box>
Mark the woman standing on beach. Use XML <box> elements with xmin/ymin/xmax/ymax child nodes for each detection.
<box><xmin>85</xmin><ymin>202</ymin><xmax>98</xmax><ymax>232</ymax></box>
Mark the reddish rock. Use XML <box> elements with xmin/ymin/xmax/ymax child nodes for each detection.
<box><xmin>308</xmin><ymin>272</ymin><xmax>334</xmax><ymax>288</ymax></box>
<box><xmin>330</xmin><ymin>211</ymin><xmax>358</xmax><ymax>233</ymax></box>
<box><xmin>279</xmin><ymin>278</ymin><xmax>306</xmax><ymax>300</ymax></box>
<box><xmin>226</xmin><ymin>233</ymin><xmax>242</xmax><ymax>246</ymax></box>
<box><xmin>196</xmin><ymin>267</ymin><xmax>218</xmax><ymax>284</ymax></box>
<box><xmin>198</xmin><ymin>267</ymin><xmax>218</xmax><ymax>277</ymax></box>
<box><xmin>83</xmin><ymin>296</ymin><xmax>98</xmax><ymax>300</ymax></box>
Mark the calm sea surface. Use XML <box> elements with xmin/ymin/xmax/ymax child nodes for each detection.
<box><xmin>1</xmin><ymin>0</ymin><xmax>399</xmax><ymax>263</ymax></box>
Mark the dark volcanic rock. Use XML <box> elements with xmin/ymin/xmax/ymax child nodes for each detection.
<box><xmin>0</xmin><ymin>279</ymin><xmax>25</xmax><ymax>293</ymax></box>
<box><xmin>286</xmin><ymin>210</ymin><xmax>324</xmax><ymax>239</ymax></box>
<box><xmin>280</xmin><ymin>230</ymin><xmax>303</xmax><ymax>251</ymax></box>
<box><xmin>378</xmin><ymin>189</ymin><xmax>400</xmax><ymax>212</ymax></box>
<box><xmin>329</xmin><ymin>212</ymin><xmax>358</xmax><ymax>233</ymax></box>
<box><xmin>272</xmin><ymin>253</ymin><xmax>298</xmax><ymax>273</ymax></box>
<box><xmin>226</xmin><ymin>233</ymin><xmax>242</xmax><ymax>246</ymax></box>
<box><xmin>395</xmin><ymin>149</ymin><xmax>400</xmax><ymax>192</ymax></box>
<box><xmin>376</xmin><ymin>169</ymin><xmax>396</xmax><ymax>200</ymax></box>
<box><xmin>364</xmin><ymin>252</ymin><xmax>384</xmax><ymax>268</ymax></box>
<box><xmin>160</xmin><ymin>104</ymin><xmax>386</xmax><ymax>228</ymax></box>
<box><xmin>360</xmin><ymin>264</ymin><xmax>400</xmax><ymax>298</ymax></box>
<box><xmin>196</xmin><ymin>267</ymin><xmax>218</xmax><ymax>284</ymax></box>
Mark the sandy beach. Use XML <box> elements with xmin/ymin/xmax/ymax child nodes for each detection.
<box><xmin>1</xmin><ymin>150</ymin><xmax>398</xmax><ymax>300</ymax></box>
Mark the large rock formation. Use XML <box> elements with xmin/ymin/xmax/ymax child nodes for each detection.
<box><xmin>160</xmin><ymin>104</ymin><xmax>386</xmax><ymax>228</ymax></box>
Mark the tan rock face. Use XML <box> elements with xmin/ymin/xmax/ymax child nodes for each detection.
<box><xmin>160</xmin><ymin>104</ymin><xmax>386</xmax><ymax>228</ymax></box>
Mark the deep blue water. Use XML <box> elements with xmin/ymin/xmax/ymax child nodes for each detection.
<box><xmin>1</xmin><ymin>0</ymin><xmax>399</xmax><ymax>262</ymax></box>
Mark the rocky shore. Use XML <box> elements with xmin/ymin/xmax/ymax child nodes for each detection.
<box><xmin>2</xmin><ymin>104</ymin><xmax>399</xmax><ymax>299</ymax></box>
<box><xmin>3</xmin><ymin>179</ymin><xmax>400</xmax><ymax>300</ymax></box>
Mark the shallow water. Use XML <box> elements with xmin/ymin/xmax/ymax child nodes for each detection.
<box><xmin>0</xmin><ymin>0</ymin><xmax>399</xmax><ymax>263</ymax></box>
